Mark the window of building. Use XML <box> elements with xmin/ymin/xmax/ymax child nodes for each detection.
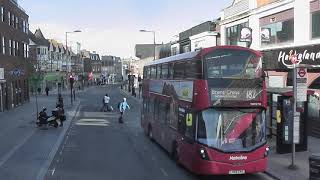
<box><xmin>15</xmin><ymin>16</ymin><xmax>18</xmax><ymax>29</ymax></box>
<box><xmin>1</xmin><ymin>6</ymin><xmax>4</xmax><ymax>22</ymax></box>
<box><xmin>182</xmin><ymin>44</ymin><xmax>190</xmax><ymax>53</ymax></box>
<box><xmin>226</xmin><ymin>21</ymin><xmax>249</xmax><ymax>46</ymax></box>
<box><xmin>261</xmin><ymin>19</ymin><xmax>294</xmax><ymax>46</ymax></box>
<box><xmin>22</xmin><ymin>20</ymin><xmax>25</xmax><ymax>33</ymax></box>
<box><xmin>312</xmin><ymin>11</ymin><xmax>320</xmax><ymax>38</ymax></box>
<box><xmin>171</xmin><ymin>47</ymin><xmax>177</xmax><ymax>56</ymax></box>
<box><xmin>23</xmin><ymin>43</ymin><xmax>27</xmax><ymax>58</ymax></box>
<box><xmin>12</xmin><ymin>40</ymin><xmax>15</xmax><ymax>56</ymax></box>
<box><xmin>11</xmin><ymin>13</ymin><xmax>14</xmax><ymax>27</ymax></box>
<box><xmin>37</xmin><ymin>48</ymin><xmax>41</xmax><ymax>55</ymax></box>
<box><xmin>2</xmin><ymin>37</ymin><xmax>5</xmax><ymax>54</ymax></box>
<box><xmin>16</xmin><ymin>41</ymin><xmax>19</xmax><ymax>56</ymax></box>
<box><xmin>8</xmin><ymin>39</ymin><xmax>11</xmax><ymax>55</ymax></box>
<box><xmin>8</xmin><ymin>11</ymin><xmax>10</xmax><ymax>25</ymax></box>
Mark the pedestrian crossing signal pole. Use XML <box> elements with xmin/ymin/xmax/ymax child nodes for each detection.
<box><xmin>69</xmin><ymin>75</ymin><xmax>74</xmax><ymax>105</ymax></box>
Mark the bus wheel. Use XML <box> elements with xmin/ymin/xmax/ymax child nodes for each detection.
<box><xmin>148</xmin><ymin>125</ymin><xmax>153</xmax><ymax>140</ymax></box>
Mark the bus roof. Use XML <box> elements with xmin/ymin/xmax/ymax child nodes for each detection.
<box><xmin>144</xmin><ymin>46</ymin><xmax>262</xmax><ymax>67</ymax></box>
<box><xmin>145</xmin><ymin>50</ymin><xmax>201</xmax><ymax>67</ymax></box>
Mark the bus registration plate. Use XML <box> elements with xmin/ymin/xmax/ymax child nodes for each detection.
<box><xmin>229</xmin><ymin>170</ymin><xmax>245</xmax><ymax>174</ymax></box>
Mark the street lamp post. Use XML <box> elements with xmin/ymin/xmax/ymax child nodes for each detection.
<box><xmin>66</xmin><ymin>30</ymin><xmax>82</xmax><ymax>72</ymax></box>
<box><xmin>65</xmin><ymin>30</ymin><xmax>81</xmax><ymax>105</ymax></box>
<box><xmin>139</xmin><ymin>30</ymin><xmax>156</xmax><ymax>60</ymax></box>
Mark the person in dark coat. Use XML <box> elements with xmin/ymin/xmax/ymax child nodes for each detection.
<box><xmin>45</xmin><ymin>87</ymin><xmax>49</xmax><ymax>96</ymax></box>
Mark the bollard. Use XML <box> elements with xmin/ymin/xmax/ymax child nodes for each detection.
<box><xmin>310</xmin><ymin>154</ymin><xmax>320</xmax><ymax>180</ymax></box>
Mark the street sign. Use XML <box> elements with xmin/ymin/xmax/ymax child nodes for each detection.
<box><xmin>298</xmin><ymin>68</ymin><xmax>306</xmax><ymax>78</ymax></box>
<box><xmin>0</xmin><ymin>68</ymin><xmax>4</xmax><ymax>80</ymax></box>
<box><xmin>296</xmin><ymin>67</ymin><xmax>307</xmax><ymax>102</ymax></box>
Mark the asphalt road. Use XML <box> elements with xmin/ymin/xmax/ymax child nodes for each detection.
<box><xmin>44</xmin><ymin>85</ymin><xmax>274</xmax><ymax>180</ymax></box>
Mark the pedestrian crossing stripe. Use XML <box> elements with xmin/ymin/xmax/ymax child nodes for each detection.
<box><xmin>76</xmin><ymin>119</ymin><xmax>110</xmax><ymax>126</ymax></box>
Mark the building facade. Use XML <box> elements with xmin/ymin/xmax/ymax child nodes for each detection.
<box><xmin>71</xmin><ymin>54</ymin><xmax>83</xmax><ymax>74</ymax></box>
<box><xmin>220</xmin><ymin>0</ymin><xmax>320</xmax><ymax>88</ymax></box>
<box><xmin>90</xmin><ymin>52</ymin><xmax>101</xmax><ymax>82</ymax></box>
<box><xmin>0</xmin><ymin>0</ymin><xmax>30</xmax><ymax>111</ymax></box>
<box><xmin>29</xmin><ymin>28</ymin><xmax>49</xmax><ymax>72</ymax></box>
<box><xmin>220</xmin><ymin>0</ymin><xmax>320</xmax><ymax>137</ymax></box>
<box><xmin>101</xmin><ymin>55</ymin><xmax>122</xmax><ymax>81</ymax></box>
<box><xmin>178</xmin><ymin>21</ymin><xmax>220</xmax><ymax>53</ymax></box>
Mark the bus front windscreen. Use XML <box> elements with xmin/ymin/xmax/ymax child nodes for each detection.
<box><xmin>205</xmin><ymin>49</ymin><xmax>262</xmax><ymax>79</ymax></box>
<box><xmin>197</xmin><ymin>108</ymin><xmax>266</xmax><ymax>152</ymax></box>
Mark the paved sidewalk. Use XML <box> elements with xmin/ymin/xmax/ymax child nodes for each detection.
<box><xmin>119</xmin><ymin>87</ymin><xmax>143</xmax><ymax>104</ymax></box>
<box><xmin>266</xmin><ymin>136</ymin><xmax>320</xmax><ymax>180</ymax></box>
<box><xmin>0</xmin><ymin>93</ymin><xmax>80</xmax><ymax>180</ymax></box>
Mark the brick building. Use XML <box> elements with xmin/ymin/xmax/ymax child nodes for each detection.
<box><xmin>0</xmin><ymin>0</ymin><xmax>30</xmax><ymax>111</ymax></box>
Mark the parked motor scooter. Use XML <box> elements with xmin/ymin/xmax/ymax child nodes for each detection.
<box><xmin>36</xmin><ymin>107</ymin><xmax>66</xmax><ymax>128</ymax></box>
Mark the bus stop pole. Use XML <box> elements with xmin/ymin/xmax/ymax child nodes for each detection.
<box><xmin>290</xmin><ymin>63</ymin><xmax>297</xmax><ymax>169</ymax></box>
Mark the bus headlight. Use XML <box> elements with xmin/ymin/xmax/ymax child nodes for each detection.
<box><xmin>264</xmin><ymin>147</ymin><xmax>270</xmax><ymax>157</ymax></box>
<box><xmin>199</xmin><ymin>148</ymin><xmax>210</xmax><ymax>161</ymax></box>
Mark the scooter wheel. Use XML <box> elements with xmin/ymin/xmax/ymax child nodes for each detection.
<box><xmin>53</xmin><ymin>122</ymin><xmax>58</xmax><ymax>128</ymax></box>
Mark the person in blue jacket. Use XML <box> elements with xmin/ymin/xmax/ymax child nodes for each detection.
<box><xmin>119</xmin><ymin>98</ymin><xmax>130</xmax><ymax>123</ymax></box>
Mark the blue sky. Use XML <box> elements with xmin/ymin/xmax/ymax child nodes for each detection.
<box><xmin>20</xmin><ymin>0</ymin><xmax>233</xmax><ymax>57</ymax></box>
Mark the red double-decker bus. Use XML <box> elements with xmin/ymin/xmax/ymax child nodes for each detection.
<box><xmin>141</xmin><ymin>46</ymin><xmax>269</xmax><ymax>175</ymax></box>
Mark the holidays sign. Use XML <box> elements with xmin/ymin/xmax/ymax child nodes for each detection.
<box><xmin>263</xmin><ymin>44</ymin><xmax>320</xmax><ymax>70</ymax></box>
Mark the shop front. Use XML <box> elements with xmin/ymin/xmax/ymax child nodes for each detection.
<box><xmin>263</xmin><ymin>44</ymin><xmax>320</xmax><ymax>137</ymax></box>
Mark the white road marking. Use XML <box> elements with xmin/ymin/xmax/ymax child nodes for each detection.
<box><xmin>76</xmin><ymin>118</ymin><xmax>110</xmax><ymax>127</ymax></box>
<box><xmin>82</xmin><ymin>112</ymin><xmax>118</xmax><ymax>118</ymax></box>
<box><xmin>160</xmin><ymin>168</ymin><xmax>169</xmax><ymax>177</ymax></box>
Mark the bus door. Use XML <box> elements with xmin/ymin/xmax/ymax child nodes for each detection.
<box><xmin>178</xmin><ymin>108</ymin><xmax>196</xmax><ymax>169</ymax></box>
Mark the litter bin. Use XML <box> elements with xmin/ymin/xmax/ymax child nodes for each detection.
<box><xmin>310</xmin><ymin>153</ymin><xmax>320</xmax><ymax>180</ymax></box>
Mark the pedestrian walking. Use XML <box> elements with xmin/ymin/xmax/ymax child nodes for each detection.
<box><xmin>101</xmin><ymin>94</ymin><xmax>110</xmax><ymax>112</ymax></box>
<box><xmin>45</xmin><ymin>87</ymin><xmax>49</xmax><ymax>96</ymax></box>
<box><xmin>118</xmin><ymin>98</ymin><xmax>130</xmax><ymax>123</ymax></box>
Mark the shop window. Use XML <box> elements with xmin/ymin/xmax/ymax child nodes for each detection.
<box><xmin>261</xmin><ymin>19</ymin><xmax>294</xmax><ymax>46</ymax></box>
